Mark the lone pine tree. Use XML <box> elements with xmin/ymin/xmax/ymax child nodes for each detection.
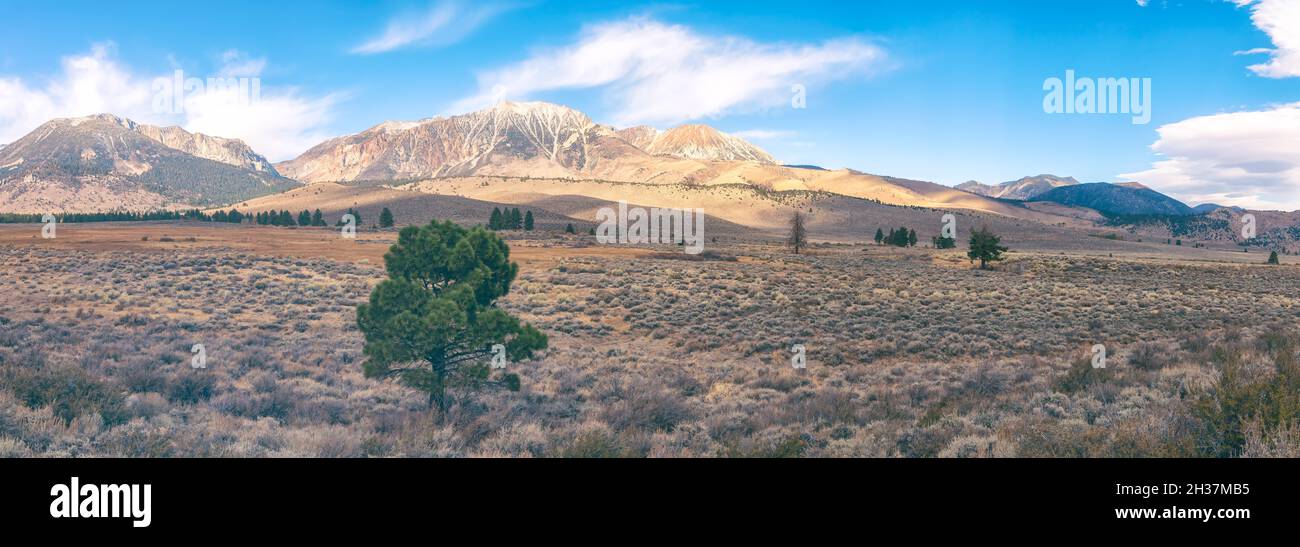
<box><xmin>356</xmin><ymin>220</ymin><xmax>547</xmax><ymax>418</ymax></box>
<box><xmin>968</xmin><ymin>225</ymin><xmax>1008</xmax><ymax>269</ymax></box>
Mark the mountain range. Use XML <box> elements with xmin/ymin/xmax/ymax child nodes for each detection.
<box><xmin>1028</xmin><ymin>183</ymin><xmax>1196</xmax><ymax>217</ymax></box>
<box><xmin>275</xmin><ymin>101</ymin><xmax>778</xmax><ymax>183</ymax></box>
<box><xmin>0</xmin><ymin>114</ymin><xmax>295</xmax><ymax>213</ymax></box>
<box><xmin>1</xmin><ymin>101</ymin><xmax>1295</xmax><ymax>251</ymax></box>
<box><xmin>956</xmin><ymin>175</ymin><xmax>1079</xmax><ymax>200</ymax></box>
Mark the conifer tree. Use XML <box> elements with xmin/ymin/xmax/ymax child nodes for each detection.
<box><xmin>356</xmin><ymin>220</ymin><xmax>547</xmax><ymax>417</ymax></box>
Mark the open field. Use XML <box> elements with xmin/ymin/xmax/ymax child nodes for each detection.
<box><xmin>1</xmin><ymin>222</ymin><xmax>1298</xmax><ymax>457</ymax></box>
<box><xmin>0</xmin><ymin>222</ymin><xmax>654</xmax><ymax>272</ymax></box>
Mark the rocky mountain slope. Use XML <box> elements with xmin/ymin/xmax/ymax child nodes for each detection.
<box><xmin>275</xmin><ymin>101</ymin><xmax>777</xmax><ymax>184</ymax></box>
<box><xmin>956</xmin><ymin>174</ymin><xmax>1078</xmax><ymax>200</ymax></box>
<box><xmin>642</xmin><ymin>124</ymin><xmax>775</xmax><ymax>163</ymax></box>
<box><xmin>0</xmin><ymin>114</ymin><xmax>296</xmax><ymax>213</ymax></box>
<box><xmin>133</xmin><ymin>124</ymin><xmax>278</xmax><ymax>174</ymax></box>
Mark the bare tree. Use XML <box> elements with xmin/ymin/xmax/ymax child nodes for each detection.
<box><xmin>788</xmin><ymin>211</ymin><xmax>807</xmax><ymax>254</ymax></box>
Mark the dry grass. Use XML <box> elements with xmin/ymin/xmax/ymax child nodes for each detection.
<box><xmin>1</xmin><ymin>223</ymin><xmax>1298</xmax><ymax>457</ymax></box>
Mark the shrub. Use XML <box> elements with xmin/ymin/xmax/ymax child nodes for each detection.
<box><xmin>1127</xmin><ymin>342</ymin><xmax>1167</xmax><ymax>371</ymax></box>
<box><xmin>1192</xmin><ymin>334</ymin><xmax>1300</xmax><ymax>457</ymax></box>
<box><xmin>165</xmin><ymin>372</ymin><xmax>217</xmax><ymax>405</ymax></box>
<box><xmin>5</xmin><ymin>363</ymin><xmax>127</xmax><ymax>426</ymax></box>
<box><xmin>1055</xmin><ymin>356</ymin><xmax>1113</xmax><ymax>394</ymax></box>
<box><xmin>601</xmin><ymin>387</ymin><xmax>692</xmax><ymax>433</ymax></box>
<box><xmin>554</xmin><ymin>429</ymin><xmax>627</xmax><ymax>458</ymax></box>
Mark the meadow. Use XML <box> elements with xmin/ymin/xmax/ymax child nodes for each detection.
<box><xmin>1</xmin><ymin>222</ymin><xmax>1297</xmax><ymax>457</ymax></box>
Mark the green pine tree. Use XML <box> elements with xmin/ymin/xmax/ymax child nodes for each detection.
<box><xmin>891</xmin><ymin>226</ymin><xmax>910</xmax><ymax>247</ymax></box>
<box><xmin>379</xmin><ymin>207</ymin><xmax>395</xmax><ymax>228</ymax></box>
<box><xmin>489</xmin><ymin>207</ymin><xmax>502</xmax><ymax>230</ymax></box>
<box><xmin>968</xmin><ymin>225</ymin><xmax>1008</xmax><ymax>269</ymax></box>
<box><xmin>874</xmin><ymin>228</ymin><xmax>884</xmax><ymax>245</ymax></box>
<box><xmin>356</xmin><ymin>220</ymin><xmax>547</xmax><ymax>417</ymax></box>
<box><xmin>524</xmin><ymin>210</ymin><xmax>534</xmax><ymax>231</ymax></box>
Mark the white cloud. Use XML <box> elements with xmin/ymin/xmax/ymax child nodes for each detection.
<box><xmin>0</xmin><ymin>45</ymin><xmax>337</xmax><ymax>162</ymax></box>
<box><xmin>1231</xmin><ymin>0</ymin><xmax>1300</xmax><ymax>78</ymax></box>
<box><xmin>351</xmin><ymin>1</ymin><xmax>514</xmax><ymax>54</ymax></box>
<box><xmin>731</xmin><ymin>129</ymin><xmax>795</xmax><ymax>140</ymax></box>
<box><xmin>1120</xmin><ymin>1</ymin><xmax>1300</xmax><ymax>211</ymax></box>
<box><xmin>218</xmin><ymin>49</ymin><xmax>267</xmax><ymax>78</ymax></box>
<box><xmin>183</xmin><ymin>89</ymin><xmax>341</xmax><ymax>162</ymax></box>
<box><xmin>0</xmin><ymin>44</ymin><xmax>155</xmax><ymax>144</ymax></box>
<box><xmin>1120</xmin><ymin>103</ymin><xmax>1300</xmax><ymax>210</ymax></box>
<box><xmin>450</xmin><ymin>18</ymin><xmax>888</xmax><ymax>126</ymax></box>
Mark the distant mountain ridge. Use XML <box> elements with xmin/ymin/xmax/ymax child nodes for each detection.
<box><xmin>1029</xmin><ymin>182</ymin><xmax>1194</xmax><ymax>217</ymax></box>
<box><xmin>133</xmin><ymin>123</ymin><xmax>278</xmax><ymax>174</ymax></box>
<box><xmin>275</xmin><ymin>101</ymin><xmax>778</xmax><ymax>183</ymax></box>
<box><xmin>956</xmin><ymin>174</ymin><xmax>1078</xmax><ymax>200</ymax></box>
<box><xmin>0</xmin><ymin>114</ymin><xmax>296</xmax><ymax>213</ymax></box>
<box><xmin>642</xmin><ymin>124</ymin><xmax>775</xmax><ymax>163</ymax></box>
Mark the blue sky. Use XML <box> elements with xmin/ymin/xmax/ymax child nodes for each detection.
<box><xmin>2</xmin><ymin>0</ymin><xmax>1298</xmax><ymax>209</ymax></box>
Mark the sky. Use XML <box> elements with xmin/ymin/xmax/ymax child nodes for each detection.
<box><xmin>1</xmin><ymin>0</ymin><xmax>1298</xmax><ymax>210</ymax></box>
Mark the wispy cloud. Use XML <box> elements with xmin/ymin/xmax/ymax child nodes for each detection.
<box><xmin>351</xmin><ymin>1</ymin><xmax>516</xmax><ymax>54</ymax></box>
<box><xmin>0</xmin><ymin>45</ymin><xmax>339</xmax><ymax>161</ymax></box>
<box><xmin>732</xmin><ymin>129</ymin><xmax>795</xmax><ymax>140</ymax></box>
<box><xmin>1231</xmin><ymin>0</ymin><xmax>1300</xmax><ymax>78</ymax></box>
<box><xmin>450</xmin><ymin>17</ymin><xmax>888</xmax><ymax>126</ymax></box>
<box><xmin>217</xmin><ymin>49</ymin><xmax>267</xmax><ymax>78</ymax></box>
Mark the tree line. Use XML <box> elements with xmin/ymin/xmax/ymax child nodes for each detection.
<box><xmin>1</xmin><ymin>206</ymin><xmax>402</xmax><ymax>229</ymax></box>
<box><xmin>489</xmin><ymin>207</ymin><xmax>534</xmax><ymax>231</ymax></box>
<box><xmin>874</xmin><ymin>226</ymin><xmax>919</xmax><ymax>247</ymax></box>
<box><xmin>1</xmin><ymin>209</ymin><xmax>234</xmax><ymax>224</ymax></box>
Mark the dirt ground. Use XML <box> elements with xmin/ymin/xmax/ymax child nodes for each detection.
<box><xmin>0</xmin><ymin>221</ymin><xmax>654</xmax><ymax>272</ymax></box>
